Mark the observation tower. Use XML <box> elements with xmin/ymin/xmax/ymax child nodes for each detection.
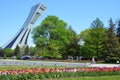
<box><xmin>2</xmin><ymin>3</ymin><xmax>46</xmax><ymax>49</ymax></box>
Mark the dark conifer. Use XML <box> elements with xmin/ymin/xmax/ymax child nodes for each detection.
<box><xmin>103</xmin><ymin>18</ymin><xmax>119</xmax><ymax>63</ymax></box>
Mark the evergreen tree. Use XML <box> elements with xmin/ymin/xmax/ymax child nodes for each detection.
<box><xmin>117</xmin><ymin>20</ymin><xmax>120</xmax><ymax>43</ymax></box>
<box><xmin>79</xmin><ymin>29</ymin><xmax>93</xmax><ymax>58</ymax></box>
<box><xmin>79</xmin><ymin>27</ymin><xmax>107</xmax><ymax>59</ymax></box>
<box><xmin>65</xmin><ymin>31</ymin><xmax>80</xmax><ymax>57</ymax></box>
<box><xmin>89</xmin><ymin>18</ymin><xmax>106</xmax><ymax>59</ymax></box>
<box><xmin>14</xmin><ymin>45</ymin><xmax>20</xmax><ymax>59</ymax></box>
<box><xmin>0</xmin><ymin>47</ymin><xmax>3</xmax><ymax>57</ymax></box>
<box><xmin>103</xmin><ymin>18</ymin><xmax>119</xmax><ymax>62</ymax></box>
<box><xmin>24</xmin><ymin>45</ymin><xmax>29</xmax><ymax>55</ymax></box>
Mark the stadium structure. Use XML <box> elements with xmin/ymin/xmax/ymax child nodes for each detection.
<box><xmin>2</xmin><ymin>3</ymin><xmax>46</xmax><ymax>49</ymax></box>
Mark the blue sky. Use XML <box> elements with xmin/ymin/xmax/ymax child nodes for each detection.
<box><xmin>0</xmin><ymin>0</ymin><xmax>120</xmax><ymax>47</ymax></box>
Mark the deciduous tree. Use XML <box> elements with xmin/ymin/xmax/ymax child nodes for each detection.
<box><xmin>32</xmin><ymin>16</ymin><xmax>74</xmax><ymax>59</ymax></box>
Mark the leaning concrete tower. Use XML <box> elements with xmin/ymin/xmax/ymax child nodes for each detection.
<box><xmin>2</xmin><ymin>3</ymin><xmax>46</xmax><ymax>49</ymax></box>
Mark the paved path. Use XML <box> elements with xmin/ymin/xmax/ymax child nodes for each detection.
<box><xmin>0</xmin><ymin>59</ymin><xmax>90</xmax><ymax>67</ymax></box>
<box><xmin>90</xmin><ymin>64</ymin><xmax>120</xmax><ymax>67</ymax></box>
<box><xmin>0</xmin><ymin>59</ymin><xmax>119</xmax><ymax>67</ymax></box>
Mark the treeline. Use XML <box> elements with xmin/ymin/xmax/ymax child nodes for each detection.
<box><xmin>0</xmin><ymin>45</ymin><xmax>33</xmax><ymax>59</ymax></box>
<box><xmin>79</xmin><ymin>18</ymin><xmax>120</xmax><ymax>63</ymax></box>
<box><xmin>0</xmin><ymin>16</ymin><xmax>120</xmax><ymax>63</ymax></box>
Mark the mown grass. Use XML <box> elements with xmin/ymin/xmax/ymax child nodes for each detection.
<box><xmin>0</xmin><ymin>66</ymin><xmax>38</xmax><ymax>70</ymax></box>
<box><xmin>0</xmin><ymin>65</ymin><xmax>70</xmax><ymax>70</ymax></box>
<box><xmin>53</xmin><ymin>75</ymin><xmax>120</xmax><ymax>80</ymax></box>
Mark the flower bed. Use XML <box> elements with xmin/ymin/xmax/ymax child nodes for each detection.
<box><xmin>0</xmin><ymin>67</ymin><xmax>120</xmax><ymax>80</ymax></box>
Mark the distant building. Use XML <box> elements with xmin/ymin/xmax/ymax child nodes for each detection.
<box><xmin>2</xmin><ymin>3</ymin><xmax>46</xmax><ymax>49</ymax></box>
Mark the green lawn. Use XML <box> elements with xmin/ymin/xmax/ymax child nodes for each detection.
<box><xmin>52</xmin><ymin>75</ymin><xmax>120</xmax><ymax>80</ymax></box>
<box><xmin>0</xmin><ymin>66</ymin><xmax>38</xmax><ymax>70</ymax></box>
<box><xmin>0</xmin><ymin>65</ymin><xmax>68</xmax><ymax>70</ymax></box>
